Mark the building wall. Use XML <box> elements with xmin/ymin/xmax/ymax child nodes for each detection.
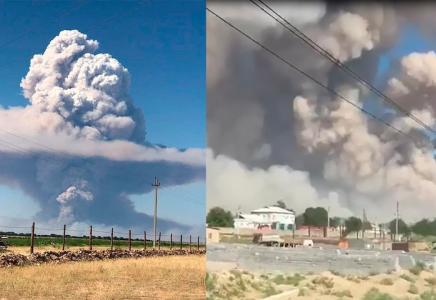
<box><xmin>250</xmin><ymin>212</ymin><xmax>295</xmax><ymax>225</ymax></box>
<box><xmin>234</xmin><ymin>219</ymin><xmax>257</xmax><ymax>229</ymax></box>
<box><xmin>206</xmin><ymin>228</ymin><xmax>220</xmax><ymax>243</ymax></box>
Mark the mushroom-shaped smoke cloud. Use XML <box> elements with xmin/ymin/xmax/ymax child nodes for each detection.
<box><xmin>0</xmin><ymin>30</ymin><xmax>205</xmax><ymax>235</ymax></box>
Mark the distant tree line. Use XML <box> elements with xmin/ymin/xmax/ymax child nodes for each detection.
<box><xmin>206</xmin><ymin>202</ymin><xmax>436</xmax><ymax>238</ymax></box>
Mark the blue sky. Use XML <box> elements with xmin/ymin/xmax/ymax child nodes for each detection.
<box><xmin>0</xmin><ymin>0</ymin><xmax>205</xmax><ymax>229</ymax></box>
<box><xmin>362</xmin><ymin>25</ymin><xmax>436</xmax><ymax>123</ymax></box>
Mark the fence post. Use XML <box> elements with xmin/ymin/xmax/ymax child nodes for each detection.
<box><xmin>128</xmin><ymin>230</ymin><xmax>132</xmax><ymax>251</ymax></box>
<box><xmin>62</xmin><ymin>224</ymin><xmax>66</xmax><ymax>251</ymax></box>
<box><xmin>110</xmin><ymin>228</ymin><xmax>114</xmax><ymax>251</ymax></box>
<box><xmin>89</xmin><ymin>226</ymin><xmax>93</xmax><ymax>251</ymax></box>
<box><xmin>170</xmin><ymin>233</ymin><xmax>172</xmax><ymax>250</ymax></box>
<box><xmin>144</xmin><ymin>231</ymin><xmax>147</xmax><ymax>250</ymax></box>
<box><xmin>197</xmin><ymin>236</ymin><xmax>200</xmax><ymax>250</ymax></box>
<box><xmin>189</xmin><ymin>235</ymin><xmax>192</xmax><ymax>252</ymax></box>
<box><xmin>180</xmin><ymin>235</ymin><xmax>182</xmax><ymax>250</ymax></box>
<box><xmin>158</xmin><ymin>232</ymin><xmax>161</xmax><ymax>250</ymax></box>
<box><xmin>30</xmin><ymin>222</ymin><xmax>35</xmax><ymax>254</ymax></box>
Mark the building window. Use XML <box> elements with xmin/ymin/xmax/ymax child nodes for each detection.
<box><xmin>279</xmin><ymin>224</ymin><xmax>285</xmax><ymax>230</ymax></box>
<box><xmin>208</xmin><ymin>233</ymin><xmax>212</xmax><ymax>239</ymax></box>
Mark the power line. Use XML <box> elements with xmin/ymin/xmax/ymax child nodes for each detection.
<box><xmin>161</xmin><ymin>183</ymin><xmax>204</xmax><ymax>201</ymax></box>
<box><xmin>206</xmin><ymin>7</ymin><xmax>428</xmax><ymax>147</ymax></box>
<box><xmin>0</xmin><ymin>0</ymin><xmax>152</xmax><ymax>68</ymax></box>
<box><xmin>0</xmin><ymin>0</ymin><xmax>89</xmax><ymax>52</ymax></box>
<box><xmin>0</xmin><ymin>0</ymin><xmax>49</xmax><ymax>28</ymax></box>
<box><xmin>250</xmin><ymin>0</ymin><xmax>436</xmax><ymax>138</ymax></box>
<box><xmin>161</xmin><ymin>186</ymin><xmax>204</xmax><ymax>205</ymax></box>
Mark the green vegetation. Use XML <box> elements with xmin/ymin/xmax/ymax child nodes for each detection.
<box><xmin>400</xmin><ymin>274</ymin><xmax>415</xmax><ymax>283</ymax></box>
<box><xmin>298</xmin><ymin>287</ymin><xmax>309</xmax><ymax>296</ymax></box>
<box><xmin>362</xmin><ymin>288</ymin><xmax>396</xmax><ymax>300</ymax></box>
<box><xmin>331</xmin><ymin>289</ymin><xmax>353</xmax><ymax>298</ymax></box>
<box><xmin>379</xmin><ymin>278</ymin><xmax>394</xmax><ymax>286</ymax></box>
<box><xmin>2</xmin><ymin>236</ymin><xmax>199</xmax><ymax>249</ymax></box>
<box><xmin>410</xmin><ymin>262</ymin><xmax>426</xmax><ymax>276</ymax></box>
<box><xmin>311</xmin><ymin>276</ymin><xmax>334</xmax><ymax>289</ymax></box>
<box><xmin>206</xmin><ymin>207</ymin><xmax>234</xmax><ymax>228</ymax></box>
<box><xmin>407</xmin><ymin>284</ymin><xmax>419</xmax><ymax>294</ymax></box>
<box><xmin>206</xmin><ymin>273</ymin><xmax>217</xmax><ymax>291</ymax></box>
<box><xmin>207</xmin><ymin>203</ymin><xmax>436</xmax><ymax>240</ymax></box>
<box><xmin>272</xmin><ymin>273</ymin><xmax>305</xmax><ymax>286</ymax></box>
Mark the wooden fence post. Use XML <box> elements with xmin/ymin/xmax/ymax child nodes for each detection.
<box><xmin>62</xmin><ymin>224</ymin><xmax>66</xmax><ymax>251</ymax></box>
<box><xmin>110</xmin><ymin>228</ymin><xmax>114</xmax><ymax>251</ymax></box>
<box><xmin>30</xmin><ymin>222</ymin><xmax>35</xmax><ymax>254</ymax></box>
<box><xmin>144</xmin><ymin>231</ymin><xmax>147</xmax><ymax>250</ymax></box>
<box><xmin>158</xmin><ymin>232</ymin><xmax>161</xmax><ymax>250</ymax></box>
<box><xmin>170</xmin><ymin>233</ymin><xmax>172</xmax><ymax>250</ymax></box>
<box><xmin>128</xmin><ymin>230</ymin><xmax>132</xmax><ymax>251</ymax></box>
<box><xmin>197</xmin><ymin>236</ymin><xmax>200</xmax><ymax>250</ymax></box>
<box><xmin>89</xmin><ymin>226</ymin><xmax>93</xmax><ymax>251</ymax></box>
<box><xmin>189</xmin><ymin>235</ymin><xmax>192</xmax><ymax>252</ymax></box>
<box><xmin>180</xmin><ymin>235</ymin><xmax>182</xmax><ymax>250</ymax></box>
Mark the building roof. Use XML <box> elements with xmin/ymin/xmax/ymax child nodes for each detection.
<box><xmin>250</xmin><ymin>205</ymin><xmax>295</xmax><ymax>215</ymax></box>
<box><xmin>206</xmin><ymin>227</ymin><xmax>221</xmax><ymax>231</ymax></box>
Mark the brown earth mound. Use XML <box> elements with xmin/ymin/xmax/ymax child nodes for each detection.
<box><xmin>0</xmin><ymin>249</ymin><xmax>206</xmax><ymax>267</ymax></box>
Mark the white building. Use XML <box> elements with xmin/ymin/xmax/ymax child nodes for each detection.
<box><xmin>234</xmin><ymin>205</ymin><xmax>295</xmax><ymax>231</ymax></box>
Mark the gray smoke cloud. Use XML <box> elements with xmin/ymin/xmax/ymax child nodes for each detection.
<box><xmin>0</xmin><ymin>30</ymin><xmax>205</xmax><ymax>235</ymax></box>
<box><xmin>207</xmin><ymin>1</ymin><xmax>436</xmax><ymax>222</ymax></box>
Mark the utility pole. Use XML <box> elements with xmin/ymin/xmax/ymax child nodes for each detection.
<box><xmin>326</xmin><ymin>206</ymin><xmax>330</xmax><ymax>238</ymax></box>
<box><xmin>151</xmin><ymin>177</ymin><xmax>160</xmax><ymax>249</ymax></box>
<box><xmin>236</xmin><ymin>205</ymin><xmax>241</xmax><ymax>239</ymax></box>
<box><xmin>395</xmin><ymin>201</ymin><xmax>399</xmax><ymax>242</ymax></box>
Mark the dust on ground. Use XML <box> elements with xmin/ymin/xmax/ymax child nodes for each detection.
<box><xmin>206</xmin><ymin>262</ymin><xmax>436</xmax><ymax>300</ymax></box>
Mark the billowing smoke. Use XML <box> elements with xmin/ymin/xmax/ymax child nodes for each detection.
<box><xmin>0</xmin><ymin>30</ymin><xmax>205</xmax><ymax>235</ymax></box>
<box><xmin>207</xmin><ymin>1</ymin><xmax>436</xmax><ymax>222</ymax></box>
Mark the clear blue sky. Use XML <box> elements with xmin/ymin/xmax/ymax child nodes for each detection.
<box><xmin>0</xmin><ymin>0</ymin><xmax>205</xmax><ymax>228</ymax></box>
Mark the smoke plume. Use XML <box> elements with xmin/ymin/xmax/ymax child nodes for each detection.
<box><xmin>0</xmin><ymin>30</ymin><xmax>205</xmax><ymax>235</ymax></box>
<box><xmin>207</xmin><ymin>1</ymin><xmax>436</xmax><ymax>222</ymax></box>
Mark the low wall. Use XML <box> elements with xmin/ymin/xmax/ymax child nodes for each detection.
<box><xmin>0</xmin><ymin>249</ymin><xmax>206</xmax><ymax>267</ymax></box>
<box><xmin>207</xmin><ymin>243</ymin><xmax>436</xmax><ymax>276</ymax></box>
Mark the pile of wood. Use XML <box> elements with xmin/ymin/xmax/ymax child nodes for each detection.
<box><xmin>0</xmin><ymin>249</ymin><xmax>206</xmax><ymax>268</ymax></box>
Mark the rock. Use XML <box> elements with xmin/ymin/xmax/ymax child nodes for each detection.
<box><xmin>0</xmin><ymin>249</ymin><xmax>205</xmax><ymax>268</ymax></box>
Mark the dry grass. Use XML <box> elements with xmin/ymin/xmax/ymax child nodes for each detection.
<box><xmin>0</xmin><ymin>254</ymin><xmax>205</xmax><ymax>300</ymax></box>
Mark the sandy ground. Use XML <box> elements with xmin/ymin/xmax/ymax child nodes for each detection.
<box><xmin>0</xmin><ymin>254</ymin><xmax>206</xmax><ymax>300</ymax></box>
<box><xmin>206</xmin><ymin>265</ymin><xmax>436</xmax><ymax>300</ymax></box>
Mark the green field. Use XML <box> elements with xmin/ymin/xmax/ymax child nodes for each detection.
<box><xmin>4</xmin><ymin>236</ymin><xmax>205</xmax><ymax>249</ymax></box>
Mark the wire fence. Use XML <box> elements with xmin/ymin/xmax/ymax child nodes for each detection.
<box><xmin>0</xmin><ymin>223</ymin><xmax>206</xmax><ymax>254</ymax></box>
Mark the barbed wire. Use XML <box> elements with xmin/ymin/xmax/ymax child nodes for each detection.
<box><xmin>0</xmin><ymin>224</ymin><xmax>205</xmax><ymax>240</ymax></box>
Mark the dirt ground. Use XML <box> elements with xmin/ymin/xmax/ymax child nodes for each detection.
<box><xmin>206</xmin><ymin>265</ymin><xmax>436</xmax><ymax>300</ymax></box>
<box><xmin>0</xmin><ymin>253</ymin><xmax>206</xmax><ymax>300</ymax></box>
